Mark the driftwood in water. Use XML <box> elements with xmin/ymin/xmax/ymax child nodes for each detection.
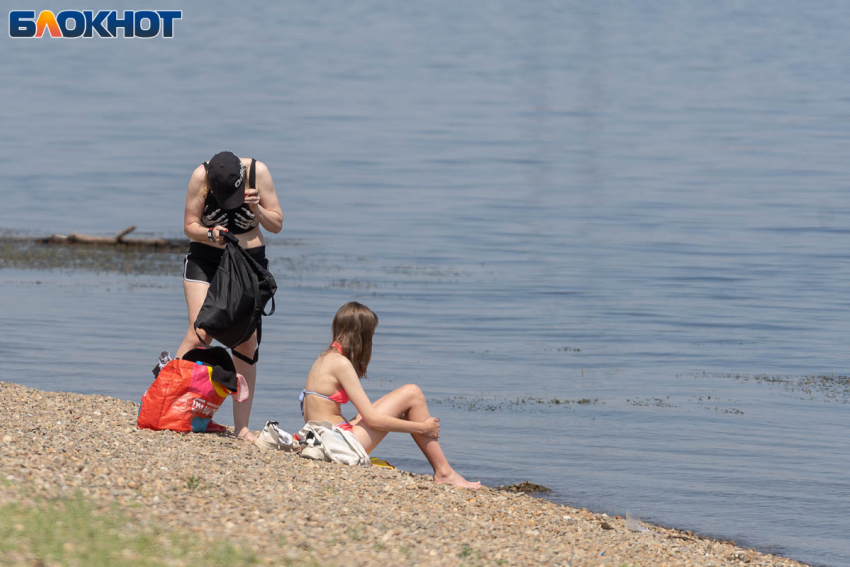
<box><xmin>34</xmin><ymin>226</ymin><xmax>187</xmax><ymax>250</ymax></box>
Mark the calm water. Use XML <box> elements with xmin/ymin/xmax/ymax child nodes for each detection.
<box><xmin>2</xmin><ymin>2</ymin><xmax>850</xmax><ymax>565</ymax></box>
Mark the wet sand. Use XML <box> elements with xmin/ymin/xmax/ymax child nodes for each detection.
<box><xmin>0</xmin><ymin>382</ymin><xmax>810</xmax><ymax>567</ymax></box>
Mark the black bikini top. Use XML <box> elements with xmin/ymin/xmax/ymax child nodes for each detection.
<box><xmin>201</xmin><ymin>158</ymin><xmax>260</xmax><ymax>234</ymax></box>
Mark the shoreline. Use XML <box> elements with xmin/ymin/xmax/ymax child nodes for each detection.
<box><xmin>0</xmin><ymin>381</ymin><xmax>811</xmax><ymax>567</ymax></box>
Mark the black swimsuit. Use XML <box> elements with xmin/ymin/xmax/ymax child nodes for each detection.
<box><xmin>183</xmin><ymin>158</ymin><xmax>268</xmax><ymax>285</ymax></box>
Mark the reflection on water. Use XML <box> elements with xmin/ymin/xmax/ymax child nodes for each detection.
<box><xmin>2</xmin><ymin>1</ymin><xmax>850</xmax><ymax>565</ymax></box>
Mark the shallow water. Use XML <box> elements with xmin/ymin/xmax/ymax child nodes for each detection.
<box><xmin>2</xmin><ymin>2</ymin><xmax>850</xmax><ymax>565</ymax></box>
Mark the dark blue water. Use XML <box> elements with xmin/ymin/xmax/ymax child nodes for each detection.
<box><xmin>2</xmin><ymin>2</ymin><xmax>849</xmax><ymax>565</ymax></box>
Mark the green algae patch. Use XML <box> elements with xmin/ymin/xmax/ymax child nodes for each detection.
<box><xmin>0</xmin><ymin>239</ymin><xmax>184</xmax><ymax>276</ymax></box>
<box><xmin>430</xmin><ymin>396</ymin><xmax>600</xmax><ymax>413</ymax></box>
<box><xmin>716</xmin><ymin>372</ymin><xmax>850</xmax><ymax>403</ymax></box>
<box><xmin>497</xmin><ymin>481</ymin><xmax>552</xmax><ymax>494</ymax></box>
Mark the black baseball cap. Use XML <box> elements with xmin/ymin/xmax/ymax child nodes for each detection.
<box><xmin>205</xmin><ymin>151</ymin><xmax>245</xmax><ymax>210</ymax></box>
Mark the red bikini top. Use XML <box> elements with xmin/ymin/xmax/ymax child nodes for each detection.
<box><xmin>299</xmin><ymin>340</ymin><xmax>350</xmax><ymax>414</ymax></box>
<box><xmin>326</xmin><ymin>388</ymin><xmax>349</xmax><ymax>404</ymax></box>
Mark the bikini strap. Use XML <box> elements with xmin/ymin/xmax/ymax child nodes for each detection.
<box><xmin>331</xmin><ymin>341</ymin><xmax>343</xmax><ymax>355</ymax></box>
<box><xmin>249</xmin><ymin>158</ymin><xmax>256</xmax><ymax>189</ymax></box>
<box><xmin>301</xmin><ymin>389</ymin><xmax>332</xmax><ymax>401</ymax></box>
<box><xmin>299</xmin><ymin>389</ymin><xmax>333</xmax><ymax>417</ymax></box>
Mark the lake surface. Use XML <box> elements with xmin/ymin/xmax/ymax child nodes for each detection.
<box><xmin>2</xmin><ymin>2</ymin><xmax>849</xmax><ymax>565</ymax></box>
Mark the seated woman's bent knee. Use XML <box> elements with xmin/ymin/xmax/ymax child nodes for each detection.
<box><xmin>401</xmin><ymin>383</ymin><xmax>424</xmax><ymax>398</ymax></box>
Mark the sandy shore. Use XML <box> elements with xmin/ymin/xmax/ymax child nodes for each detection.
<box><xmin>0</xmin><ymin>382</ymin><xmax>810</xmax><ymax>567</ymax></box>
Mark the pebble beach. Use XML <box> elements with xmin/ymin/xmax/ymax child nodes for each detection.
<box><xmin>0</xmin><ymin>381</ymin><xmax>811</xmax><ymax>567</ymax></box>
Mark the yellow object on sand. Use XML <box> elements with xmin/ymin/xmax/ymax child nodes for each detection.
<box><xmin>370</xmin><ymin>457</ymin><xmax>394</xmax><ymax>469</ymax></box>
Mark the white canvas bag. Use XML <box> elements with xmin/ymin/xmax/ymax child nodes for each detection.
<box><xmin>297</xmin><ymin>420</ymin><xmax>370</xmax><ymax>466</ymax></box>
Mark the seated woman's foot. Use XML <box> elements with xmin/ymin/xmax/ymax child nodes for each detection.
<box><xmin>435</xmin><ymin>469</ymin><xmax>482</xmax><ymax>490</ymax></box>
<box><xmin>235</xmin><ymin>428</ymin><xmax>257</xmax><ymax>443</ymax></box>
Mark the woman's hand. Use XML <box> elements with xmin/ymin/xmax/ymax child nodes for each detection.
<box><xmin>209</xmin><ymin>225</ymin><xmax>228</xmax><ymax>245</ymax></box>
<box><xmin>244</xmin><ymin>188</ymin><xmax>260</xmax><ymax>210</ymax></box>
<box><xmin>421</xmin><ymin>417</ymin><xmax>440</xmax><ymax>439</ymax></box>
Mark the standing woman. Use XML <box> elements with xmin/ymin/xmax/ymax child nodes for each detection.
<box><xmin>176</xmin><ymin>151</ymin><xmax>283</xmax><ymax>442</ymax></box>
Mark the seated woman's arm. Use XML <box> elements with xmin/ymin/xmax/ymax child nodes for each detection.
<box><xmin>336</xmin><ymin>365</ymin><xmax>439</xmax><ymax>438</ymax></box>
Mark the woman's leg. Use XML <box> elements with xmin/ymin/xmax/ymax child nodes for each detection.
<box><xmin>175</xmin><ymin>280</ymin><xmax>211</xmax><ymax>358</ymax></box>
<box><xmin>231</xmin><ymin>332</ymin><xmax>259</xmax><ymax>442</ymax></box>
<box><xmin>351</xmin><ymin>384</ymin><xmax>480</xmax><ymax>489</ymax></box>
<box><xmin>175</xmin><ymin>280</ymin><xmax>257</xmax><ymax>442</ymax></box>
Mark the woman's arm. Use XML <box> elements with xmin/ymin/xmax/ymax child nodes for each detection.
<box><xmin>247</xmin><ymin>161</ymin><xmax>283</xmax><ymax>234</ymax></box>
<box><xmin>183</xmin><ymin>165</ymin><xmax>227</xmax><ymax>246</ymax></box>
<box><xmin>336</xmin><ymin>364</ymin><xmax>438</xmax><ymax>437</ymax></box>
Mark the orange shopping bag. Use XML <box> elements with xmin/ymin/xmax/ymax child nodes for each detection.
<box><xmin>137</xmin><ymin>359</ymin><xmax>227</xmax><ymax>433</ymax></box>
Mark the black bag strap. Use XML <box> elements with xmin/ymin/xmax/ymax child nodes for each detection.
<box><xmin>263</xmin><ymin>296</ymin><xmax>275</xmax><ymax>317</ymax></box>
<box><xmin>232</xmin><ymin>323</ymin><xmax>261</xmax><ymax>365</ymax></box>
<box><xmin>233</xmin><ymin>348</ymin><xmax>258</xmax><ymax>365</ymax></box>
<box><xmin>194</xmin><ymin>328</ymin><xmax>211</xmax><ymax>346</ymax></box>
<box><xmin>249</xmin><ymin>158</ymin><xmax>256</xmax><ymax>189</ymax></box>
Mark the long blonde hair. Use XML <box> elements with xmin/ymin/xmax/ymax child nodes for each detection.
<box><xmin>201</xmin><ymin>162</ymin><xmax>212</xmax><ymax>198</ymax></box>
<box><xmin>331</xmin><ymin>302</ymin><xmax>378</xmax><ymax>378</ymax></box>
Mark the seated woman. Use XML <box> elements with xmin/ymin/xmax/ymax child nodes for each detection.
<box><xmin>300</xmin><ymin>301</ymin><xmax>480</xmax><ymax>489</ymax></box>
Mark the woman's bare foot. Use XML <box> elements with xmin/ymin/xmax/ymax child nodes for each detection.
<box><xmin>235</xmin><ymin>428</ymin><xmax>257</xmax><ymax>443</ymax></box>
<box><xmin>435</xmin><ymin>469</ymin><xmax>482</xmax><ymax>490</ymax></box>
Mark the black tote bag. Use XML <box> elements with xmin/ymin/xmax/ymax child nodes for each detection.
<box><xmin>194</xmin><ymin>231</ymin><xmax>277</xmax><ymax>357</ymax></box>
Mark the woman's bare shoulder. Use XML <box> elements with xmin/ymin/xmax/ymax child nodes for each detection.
<box><xmin>253</xmin><ymin>160</ymin><xmax>274</xmax><ymax>185</ymax></box>
<box><xmin>189</xmin><ymin>163</ymin><xmax>207</xmax><ymax>183</ymax></box>
<box><xmin>186</xmin><ymin>164</ymin><xmax>207</xmax><ymax>198</ymax></box>
<box><xmin>327</xmin><ymin>353</ymin><xmax>362</xmax><ymax>385</ymax></box>
<box><xmin>305</xmin><ymin>353</ymin><xmax>341</xmax><ymax>390</ymax></box>
<box><xmin>311</xmin><ymin>351</ymin><xmax>351</xmax><ymax>378</ymax></box>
